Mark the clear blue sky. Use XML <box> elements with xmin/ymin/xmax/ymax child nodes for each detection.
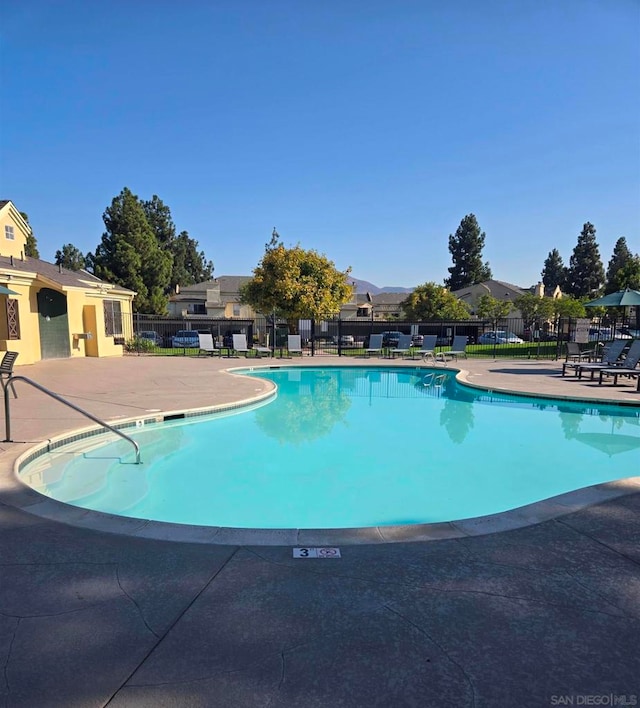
<box><xmin>1</xmin><ymin>0</ymin><xmax>638</xmax><ymax>289</ymax></box>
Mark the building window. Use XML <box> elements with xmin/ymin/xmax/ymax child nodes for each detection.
<box><xmin>5</xmin><ymin>298</ymin><xmax>20</xmax><ymax>339</ymax></box>
<box><xmin>357</xmin><ymin>307</ymin><xmax>370</xmax><ymax>318</ymax></box>
<box><xmin>233</xmin><ymin>303</ymin><xmax>241</xmax><ymax>317</ymax></box>
<box><xmin>103</xmin><ymin>299</ymin><xmax>123</xmax><ymax>336</ymax></box>
<box><xmin>5</xmin><ymin>225</ymin><xmax>15</xmax><ymax>241</ymax></box>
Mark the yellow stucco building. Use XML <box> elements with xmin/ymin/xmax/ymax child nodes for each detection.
<box><xmin>0</xmin><ymin>200</ymin><xmax>135</xmax><ymax>365</ymax></box>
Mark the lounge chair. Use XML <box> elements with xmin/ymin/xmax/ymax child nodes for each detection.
<box><xmin>564</xmin><ymin>341</ymin><xmax>597</xmax><ymax>363</ymax></box>
<box><xmin>232</xmin><ymin>334</ymin><xmax>251</xmax><ymax>357</ymax></box>
<box><xmin>287</xmin><ymin>335</ymin><xmax>303</xmax><ymax>357</ymax></box>
<box><xmin>413</xmin><ymin>334</ymin><xmax>437</xmax><ymax>361</ymax></box>
<box><xmin>198</xmin><ymin>333</ymin><xmax>219</xmax><ymax>357</ymax></box>
<box><xmin>365</xmin><ymin>334</ymin><xmax>383</xmax><ymax>358</ymax></box>
<box><xmin>390</xmin><ymin>334</ymin><xmax>413</xmax><ymax>358</ymax></box>
<box><xmin>564</xmin><ymin>339</ymin><xmax>627</xmax><ymax>379</ymax></box>
<box><xmin>597</xmin><ymin>340</ymin><xmax>640</xmax><ymax>389</ymax></box>
<box><xmin>253</xmin><ymin>343</ymin><xmax>273</xmax><ymax>358</ymax></box>
<box><xmin>0</xmin><ymin>351</ymin><xmax>19</xmax><ymax>398</ymax></box>
<box><xmin>437</xmin><ymin>335</ymin><xmax>467</xmax><ymax>362</ymax></box>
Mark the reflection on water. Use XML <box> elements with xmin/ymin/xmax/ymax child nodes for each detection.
<box><xmin>559</xmin><ymin>406</ymin><xmax>640</xmax><ymax>457</ymax></box>
<box><xmin>254</xmin><ymin>370</ymin><xmax>351</xmax><ymax>444</ymax></box>
<box><xmin>440</xmin><ymin>398</ymin><xmax>475</xmax><ymax>444</ymax></box>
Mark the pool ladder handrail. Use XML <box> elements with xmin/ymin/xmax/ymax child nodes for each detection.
<box><xmin>3</xmin><ymin>374</ymin><xmax>142</xmax><ymax>464</ymax></box>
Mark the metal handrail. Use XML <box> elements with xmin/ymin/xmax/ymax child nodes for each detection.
<box><xmin>3</xmin><ymin>375</ymin><xmax>141</xmax><ymax>464</ymax></box>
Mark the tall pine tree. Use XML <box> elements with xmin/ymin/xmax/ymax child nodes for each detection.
<box><xmin>142</xmin><ymin>195</ymin><xmax>213</xmax><ymax>288</ymax></box>
<box><xmin>20</xmin><ymin>212</ymin><xmax>40</xmax><ymax>258</ymax></box>
<box><xmin>172</xmin><ymin>230</ymin><xmax>213</xmax><ymax>286</ymax></box>
<box><xmin>444</xmin><ymin>214</ymin><xmax>492</xmax><ymax>290</ymax></box>
<box><xmin>55</xmin><ymin>244</ymin><xmax>86</xmax><ymax>271</ymax></box>
<box><xmin>605</xmin><ymin>237</ymin><xmax>633</xmax><ymax>293</ymax></box>
<box><xmin>541</xmin><ymin>248</ymin><xmax>566</xmax><ymax>292</ymax></box>
<box><xmin>92</xmin><ymin>187</ymin><xmax>173</xmax><ymax>314</ymax></box>
<box><xmin>564</xmin><ymin>222</ymin><xmax>604</xmax><ymax>298</ymax></box>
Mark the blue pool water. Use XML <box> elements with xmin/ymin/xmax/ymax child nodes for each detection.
<box><xmin>19</xmin><ymin>367</ymin><xmax>640</xmax><ymax>529</ymax></box>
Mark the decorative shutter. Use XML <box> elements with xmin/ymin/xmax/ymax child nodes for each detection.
<box><xmin>6</xmin><ymin>298</ymin><xmax>20</xmax><ymax>339</ymax></box>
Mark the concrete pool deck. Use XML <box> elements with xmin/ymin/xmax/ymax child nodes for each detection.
<box><xmin>1</xmin><ymin>354</ymin><xmax>639</xmax><ymax>706</ymax></box>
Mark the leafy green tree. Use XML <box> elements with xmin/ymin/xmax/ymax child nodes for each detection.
<box><xmin>142</xmin><ymin>195</ymin><xmax>214</xmax><ymax>288</ymax></box>
<box><xmin>513</xmin><ymin>293</ymin><xmax>555</xmax><ymax>330</ymax></box>
<box><xmin>240</xmin><ymin>230</ymin><xmax>352</xmax><ymax>326</ymax></box>
<box><xmin>55</xmin><ymin>243</ymin><xmax>86</xmax><ymax>271</ymax></box>
<box><xmin>605</xmin><ymin>237</ymin><xmax>634</xmax><ymax>293</ymax></box>
<box><xmin>401</xmin><ymin>282</ymin><xmax>470</xmax><ymax>320</ymax></box>
<box><xmin>91</xmin><ymin>187</ymin><xmax>172</xmax><ymax>314</ymax></box>
<box><xmin>565</xmin><ymin>222</ymin><xmax>605</xmax><ymax>298</ymax></box>
<box><xmin>444</xmin><ymin>214</ymin><xmax>492</xmax><ymax>290</ymax></box>
<box><xmin>553</xmin><ymin>296</ymin><xmax>586</xmax><ymax>319</ymax></box>
<box><xmin>476</xmin><ymin>294</ymin><xmax>512</xmax><ymax>325</ymax></box>
<box><xmin>19</xmin><ymin>212</ymin><xmax>40</xmax><ymax>258</ymax></box>
<box><xmin>541</xmin><ymin>248</ymin><xmax>566</xmax><ymax>292</ymax></box>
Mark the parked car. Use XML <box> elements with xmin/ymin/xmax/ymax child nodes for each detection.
<box><xmin>411</xmin><ymin>334</ymin><xmax>424</xmax><ymax>347</ymax></box>
<box><xmin>332</xmin><ymin>335</ymin><xmax>355</xmax><ymax>346</ymax></box>
<box><xmin>588</xmin><ymin>327</ymin><xmax>632</xmax><ymax>342</ymax></box>
<box><xmin>172</xmin><ymin>330</ymin><xmax>200</xmax><ymax>348</ymax></box>
<box><xmin>137</xmin><ymin>330</ymin><xmax>163</xmax><ymax>346</ymax></box>
<box><xmin>478</xmin><ymin>330</ymin><xmax>524</xmax><ymax>345</ymax></box>
<box><xmin>381</xmin><ymin>331</ymin><xmax>404</xmax><ymax>347</ymax></box>
<box><xmin>523</xmin><ymin>328</ymin><xmax>558</xmax><ymax>342</ymax></box>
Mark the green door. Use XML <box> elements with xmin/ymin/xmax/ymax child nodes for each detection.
<box><xmin>38</xmin><ymin>288</ymin><xmax>71</xmax><ymax>359</ymax></box>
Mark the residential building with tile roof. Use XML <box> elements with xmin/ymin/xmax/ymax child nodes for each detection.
<box><xmin>0</xmin><ymin>200</ymin><xmax>135</xmax><ymax>364</ymax></box>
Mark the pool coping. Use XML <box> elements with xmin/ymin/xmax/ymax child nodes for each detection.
<box><xmin>11</xmin><ymin>362</ymin><xmax>640</xmax><ymax>546</ymax></box>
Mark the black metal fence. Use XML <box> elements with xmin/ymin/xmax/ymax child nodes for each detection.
<box><xmin>125</xmin><ymin>313</ymin><xmax>638</xmax><ymax>360</ymax></box>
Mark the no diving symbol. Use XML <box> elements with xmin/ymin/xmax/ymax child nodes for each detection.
<box><xmin>293</xmin><ymin>547</ymin><xmax>341</xmax><ymax>559</ymax></box>
<box><xmin>318</xmin><ymin>548</ymin><xmax>338</xmax><ymax>558</ymax></box>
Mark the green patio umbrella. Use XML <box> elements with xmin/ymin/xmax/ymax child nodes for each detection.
<box><xmin>584</xmin><ymin>288</ymin><xmax>640</xmax><ymax>307</ymax></box>
<box><xmin>585</xmin><ymin>288</ymin><xmax>640</xmax><ymax>333</ymax></box>
<box><xmin>0</xmin><ymin>285</ymin><xmax>19</xmax><ymax>296</ymax></box>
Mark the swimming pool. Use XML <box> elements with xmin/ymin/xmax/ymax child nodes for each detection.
<box><xmin>18</xmin><ymin>366</ymin><xmax>640</xmax><ymax>530</ymax></box>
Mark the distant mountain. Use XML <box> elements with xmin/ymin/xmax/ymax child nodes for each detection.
<box><xmin>350</xmin><ymin>277</ymin><xmax>414</xmax><ymax>295</ymax></box>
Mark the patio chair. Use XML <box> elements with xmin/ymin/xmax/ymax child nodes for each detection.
<box><xmin>198</xmin><ymin>333</ymin><xmax>219</xmax><ymax>357</ymax></box>
<box><xmin>0</xmin><ymin>351</ymin><xmax>19</xmax><ymax>398</ymax></box>
<box><xmin>232</xmin><ymin>334</ymin><xmax>251</xmax><ymax>357</ymax></box>
<box><xmin>287</xmin><ymin>335</ymin><xmax>303</xmax><ymax>357</ymax></box>
<box><xmin>437</xmin><ymin>335</ymin><xmax>468</xmax><ymax>362</ymax></box>
<box><xmin>365</xmin><ymin>334</ymin><xmax>383</xmax><ymax>358</ymax></box>
<box><xmin>413</xmin><ymin>334</ymin><xmax>437</xmax><ymax>361</ymax></box>
<box><xmin>390</xmin><ymin>334</ymin><xmax>413</xmax><ymax>358</ymax></box>
<box><xmin>564</xmin><ymin>341</ymin><xmax>597</xmax><ymax>363</ymax></box>
<box><xmin>597</xmin><ymin>339</ymin><xmax>640</xmax><ymax>389</ymax></box>
<box><xmin>564</xmin><ymin>339</ymin><xmax>627</xmax><ymax>379</ymax></box>
<box><xmin>253</xmin><ymin>343</ymin><xmax>273</xmax><ymax>358</ymax></box>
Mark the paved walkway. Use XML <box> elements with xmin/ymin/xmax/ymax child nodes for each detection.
<box><xmin>1</xmin><ymin>354</ymin><xmax>639</xmax><ymax>707</ymax></box>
